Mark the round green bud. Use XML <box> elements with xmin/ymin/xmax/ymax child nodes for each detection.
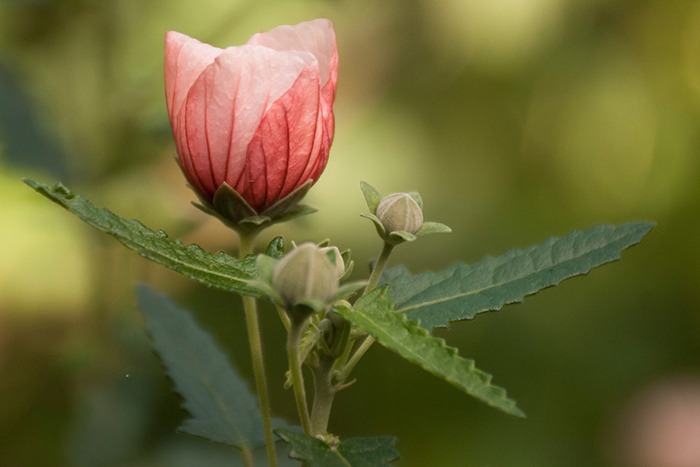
<box><xmin>376</xmin><ymin>193</ymin><xmax>424</xmax><ymax>235</ymax></box>
<box><xmin>272</xmin><ymin>243</ymin><xmax>339</xmax><ymax>314</ymax></box>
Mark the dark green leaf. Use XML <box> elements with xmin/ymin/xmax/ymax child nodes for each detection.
<box><xmin>276</xmin><ymin>429</ymin><xmax>399</xmax><ymax>467</ymax></box>
<box><xmin>337</xmin><ymin>289</ymin><xmax>524</xmax><ymax>417</ymax></box>
<box><xmin>24</xmin><ymin>180</ymin><xmax>264</xmax><ymax>297</ymax></box>
<box><xmin>137</xmin><ymin>285</ymin><xmax>264</xmax><ymax>449</ymax></box>
<box><xmin>384</xmin><ymin>222</ymin><xmax>654</xmax><ymax>330</ymax></box>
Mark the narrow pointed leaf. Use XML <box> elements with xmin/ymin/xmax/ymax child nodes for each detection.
<box><xmin>337</xmin><ymin>289</ymin><xmax>524</xmax><ymax>417</ymax></box>
<box><xmin>383</xmin><ymin>222</ymin><xmax>654</xmax><ymax>330</ymax></box>
<box><xmin>24</xmin><ymin>180</ymin><xmax>264</xmax><ymax>297</ymax></box>
<box><xmin>276</xmin><ymin>429</ymin><xmax>399</xmax><ymax>467</ymax></box>
<box><xmin>137</xmin><ymin>285</ymin><xmax>265</xmax><ymax>449</ymax></box>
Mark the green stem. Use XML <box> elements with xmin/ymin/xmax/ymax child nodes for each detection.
<box><xmin>287</xmin><ymin>317</ymin><xmax>312</xmax><ymax>434</ymax></box>
<box><xmin>241</xmin><ymin>448</ymin><xmax>255</xmax><ymax>467</ymax></box>
<box><xmin>310</xmin><ymin>356</ymin><xmax>337</xmax><ymax>435</ymax></box>
<box><xmin>364</xmin><ymin>242</ymin><xmax>395</xmax><ymax>294</ymax></box>
<box><xmin>239</xmin><ymin>232</ymin><xmax>277</xmax><ymax>467</ymax></box>
<box><xmin>339</xmin><ymin>242</ymin><xmax>395</xmax><ymax>381</ymax></box>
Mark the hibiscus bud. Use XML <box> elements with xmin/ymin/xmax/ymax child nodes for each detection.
<box><xmin>272</xmin><ymin>243</ymin><xmax>339</xmax><ymax>318</ymax></box>
<box><xmin>164</xmin><ymin>19</ymin><xmax>338</xmax><ymax>223</ymax></box>
<box><xmin>376</xmin><ymin>193</ymin><xmax>424</xmax><ymax>235</ymax></box>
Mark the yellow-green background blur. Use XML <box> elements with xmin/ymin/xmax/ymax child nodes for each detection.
<box><xmin>1</xmin><ymin>1</ymin><xmax>699</xmax><ymax>466</ymax></box>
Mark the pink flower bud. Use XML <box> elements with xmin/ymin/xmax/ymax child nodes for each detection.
<box><xmin>165</xmin><ymin>19</ymin><xmax>338</xmax><ymax>214</ymax></box>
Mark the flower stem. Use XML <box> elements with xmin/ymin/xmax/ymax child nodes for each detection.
<box><xmin>287</xmin><ymin>317</ymin><xmax>312</xmax><ymax>434</ymax></box>
<box><xmin>239</xmin><ymin>232</ymin><xmax>277</xmax><ymax>467</ymax></box>
<box><xmin>364</xmin><ymin>242</ymin><xmax>395</xmax><ymax>294</ymax></box>
<box><xmin>310</xmin><ymin>356</ymin><xmax>337</xmax><ymax>435</ymax></box>
<box><xmin>339</xmin><ymin>242</ymin><xmax>395</xmax><ymax>380</ymax></box>
<box><xmin>241</xmin><ymin>448</ymin><xmax>255</xmax><ymax>467</ymax></box>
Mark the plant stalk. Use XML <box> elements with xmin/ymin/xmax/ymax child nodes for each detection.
<box><xmin>310</xmin><ymin>356</ymin><xmax>337</xmax><ymax>435</ymax></box>
<box><xmin>239</xmin><ymin>232</ymin><xmax>277</xmax><ymax>467</ymax></box>
<box><xmin>287</xmin><ymin>317</ymin><xmax>312</xmax><ymax>434</ymax></box>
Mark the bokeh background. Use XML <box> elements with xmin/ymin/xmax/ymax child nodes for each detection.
<box><xmin>2</xmin><ymin>0</ymin><xmax>700</xmax><ymax>466</ymax></box>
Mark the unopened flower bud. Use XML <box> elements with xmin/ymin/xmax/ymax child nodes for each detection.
<box><xmin>272</xmin><ymin>243</ymin><xmax>339</xmax><ymax>315</ymax></box>
<box><xmin>376</xmin><ymin>193</ymin><xmax>424</xmax><ymax>235</ymax></box>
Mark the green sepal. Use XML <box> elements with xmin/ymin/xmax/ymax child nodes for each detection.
<box><xmin>194</xmin><ymin>181</ymin><xmax>317</xmax><ymax>236</ymax></box>
<box><xmin>361</xmin><ymin>184</ymin><xmax>449</xmax><ymax>246</ymax></box>
<box><xmin>261</xmin><ymin>179</ymin><xmax>314</xmax><ymax>219</ymax></box>
<box><xmin>360</xmin><ymin>212</ymin><xmax>386</xmax><ymax>236</ymax></box>
<box><xmin>340</xmin><ymin>249</ymin><xmax>355</xmax><ymax>281</ymax></box>
<box><xmin>276</xmin><ymin>429</ymin><xmax>399</xmax><ymax>467</ymax></box>
<box><xmin>386</xmin><ymin>230</ymin><xmax>417</xmax><ymax>245</ymax></box>
<box><xmin>415</xmin><ymin>221</ymin><xmax>452</xmax><ymax>237</ymax></box>
<box><xmin>360</xmin><ymin>181</ymin><xmax>382</xmax><ymax>213</ymax></box>
<box><xmin>408</xmin><ymin>191</ymin><xmax>423</xmax><ymax>210</ymax></box>
<box><xmin>212</xmin><ymin>182</ymin><xmax>258</xmax><ymax>222</ymax></box>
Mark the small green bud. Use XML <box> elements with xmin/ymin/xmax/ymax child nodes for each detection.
<box><xmin>272</xmin><ymin>243</ymin><xmax>339</xmax><ymax>316</ymax></box>
<box><xmin>376</xmin><ymin>193</ymin><xmax>424</xmax><ymax>235</ymax></box>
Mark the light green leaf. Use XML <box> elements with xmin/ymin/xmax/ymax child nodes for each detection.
<box><xmin>383</xmin><ymin>222</ymin><xmax>654</xmax><ymax>330</ymax></box>
<box><xmin>276</xmin><ymin>429</ymin><xmax>399</xmax><ymax>467</ymax></box>
<box><xmin>25</xmin><ymin>180</ymin><xmax>264</xmax><ymax>297</ymax></box>
<box><xmin>416</xmin><ymin>221</ymin><xmax>452</xmax><ymax>237</ymax></box>
<box><xmin>137</xmin><ymin>285</ymin><xmax>265</xmax><ymax>450</ymax></box>
<box><xmin>359</xmin><ymin>181</ymin><xmax>381</xmax><ymax>213</ymax></box>
<box><xmin>337</xmin><ymin>289</ymin><xmax>524</xmax><ymax>417</ymax></box>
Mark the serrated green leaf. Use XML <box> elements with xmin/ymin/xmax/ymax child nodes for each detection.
<box><xmin>383</xmin><ymin>222</ymin><xmax>654</xmax><ymax>330</ymax></box>
<box><xmin>276</xmin><ymin>429</ymin><xmax>399</xmax><ymax>467</ymax></box>
<box><xmin>136</xmin><ymin>285</ymin><xmax>265</xmax><ymax>449</ymax></box>
<box><xmin>337</xmin><ymin>289</ymin><xmax>524</xmax><ymax>417</ymax></box>
<box><xmin>24</xmin><ymin>180</ymin><xmax>264</xmax><ymax>297</ymax></box>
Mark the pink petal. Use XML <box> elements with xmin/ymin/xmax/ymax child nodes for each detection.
<box><xmin>244</xmin><ymin>66</ymin><xmax>331</xmax><ymax>211</ymax></box>
<box><xmin>247</xmin><ymin>19</ymin><xmax>338</xmax><ymax>89</ymax></box>
<box><xmin>164</xmin><ymin>31</ymin><xmax>222</xmax><ymax>127</ymax></box>
<box><xmin>177</xmin><ymin>45</ymin><xmax>315</xmax><ymax>204</ymax></box>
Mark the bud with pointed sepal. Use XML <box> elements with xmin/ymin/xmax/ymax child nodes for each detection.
<box><xmin>360</xmin><ymin>181</ymin><xmax>452</xmax><ymax>246</ymax></box>
<box><xmin>267</xmin><ymin>242</ymin><xmax>365</xmax><ymax>322</ymax></box>
<box><xmin>272</xmin><ymin>243</ymin><xmax>339</xmax><ymax>320</ymax></box>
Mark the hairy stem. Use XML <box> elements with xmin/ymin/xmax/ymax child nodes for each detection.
<box><xmin>364</xmin><ymin>242</ymin><xmax>395</xmax><ymax>294</ymax></box>
<box><xmin>239</xmin><ymin>233</ymin><xmax>277</xmax><ymax>467</ymax></box>
<box><xmin>241</xmin><ymin>448</ymin><xmax>255</xmax><ymax>467</ymax></box>
<box><xmin>287</xmin><ymin>317</ymin><xmax>312</xmax><ymax>434</ymax></box>
<box><xmin>310</xmin><ymin>356</ymin><xmax>337</xmax><ymax>435</ymax></box>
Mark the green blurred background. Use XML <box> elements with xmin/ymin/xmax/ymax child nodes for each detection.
<box><xmin>1</xmin><ymin>0</ymin><xmax>699</xmax><ymax>466</ymax></box>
